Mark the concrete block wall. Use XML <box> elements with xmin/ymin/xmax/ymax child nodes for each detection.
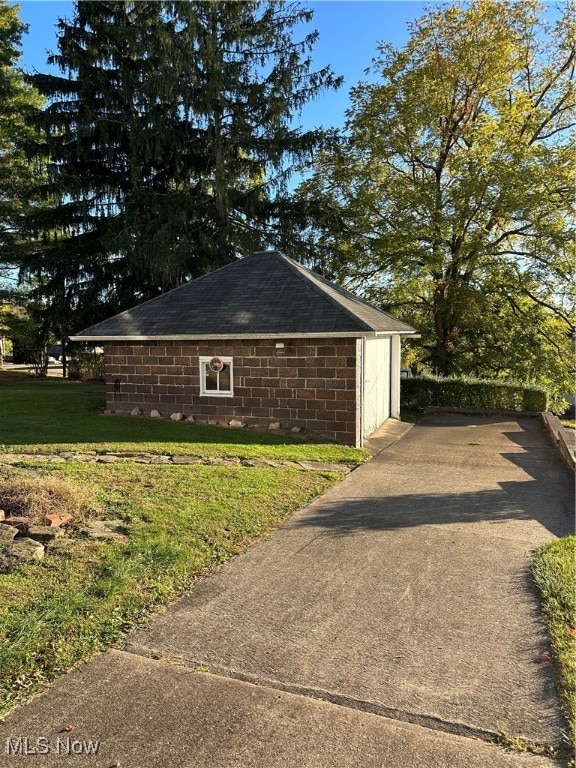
<box><xmin>104</xmin><ymin>339</ymin><xmax>359</xmax><ymax>445</ymax></box>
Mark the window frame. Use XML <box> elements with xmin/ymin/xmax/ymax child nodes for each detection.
<box><xmin>199</xmin><ymin>355</ymin><xmax>234</xmax><ymax>398</ymax></box>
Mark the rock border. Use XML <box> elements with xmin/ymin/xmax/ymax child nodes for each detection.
<box><xmin>541</xmin><ymin>412</ymin><xmax>575</xmax><ymax>472</ymax></box>
<box><xmin>0</xmin><ymin>452</ymin><xmax>358</xmax><ymax>474</ymax></box>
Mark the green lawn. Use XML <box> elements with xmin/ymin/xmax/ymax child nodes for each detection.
<box><xmin>0</xmin><ymin>372</ymin><xmax>356</xmax><ymax>716</ymax></box>
<box><xmin>0</xmin><ymin>460</ymin><xmax>338</xmax><ymax>716</ymax></box>
<box><xmin>399</xmin><ymin>408</ymin><xmax>423</xmax><ymax>423</ymax></box>
<box><xmin>0</xmin><ymin>372</ymin><xmax>367</xmax><ymax>463</ymax></box>
<box><xmin>532</xmin><ymin>536</ymin><xmax>576</xmax><ymax>751</ymax></box>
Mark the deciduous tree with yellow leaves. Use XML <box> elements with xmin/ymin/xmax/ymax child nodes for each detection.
<box><xmin>295</xmin><ymin>0</ymin><xmax>574</xmax><ymax>407</ymax></box>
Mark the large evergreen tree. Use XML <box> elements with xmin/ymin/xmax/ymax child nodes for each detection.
<box><xmin>0</xmin><ymin>0</ymin><xmax>43</xmax><ymax>281</ymax></box>
<box><xmin>0</xmin><ymin>1</ymin><xmax>46</xmax><ymax>366</ymax></box>
<box><xmin>23</xmin><ymin>0</ymin><xmax>340</xmax><ymax>335</ymax></box>
<box><xmin>294</xmin><ymin>0</ymin><xmax>574</xmax><ymax>406</ymax></box>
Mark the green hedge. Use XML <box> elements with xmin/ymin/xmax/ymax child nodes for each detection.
<box><xmin>401</xmin><ymin>375</ymin><xmax>548</xmax><ymax>413</ymax></box>
<box><xmin>68</xmin><ymin>352</ymin><xmax>105</xmax><ymax>382</ymax></box>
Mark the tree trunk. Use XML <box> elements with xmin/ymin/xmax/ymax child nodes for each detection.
<box><xmin>432</xmin><ymin>287</ymin><xmax>457</xmax><ymax>376</ymax></box>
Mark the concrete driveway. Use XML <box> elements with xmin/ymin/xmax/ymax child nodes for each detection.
<box><xmin>0</xmin><ymin>414</ymin><xmax>572</xmax><ymax>767</ymax></box>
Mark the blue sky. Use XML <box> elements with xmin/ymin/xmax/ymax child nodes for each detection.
<box><xmin>15</xmin><ymin>0</ymin><xmax>428</xmax><ymax>131</ymax></box>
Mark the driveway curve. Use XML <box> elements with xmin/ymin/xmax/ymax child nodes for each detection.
<box><xmin>129</xmin><ymin>414</ymin><xmax>573</xmax><ymax>750</ymax></box>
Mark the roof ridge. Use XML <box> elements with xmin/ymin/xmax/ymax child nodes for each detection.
<box><xmin>281</xmin><ymin>254</ymin><xmax>415</xmax><ymax>330</ymax></box>
<box><xmin>72</xmin><ymin>250</ymin><xmax>417</xmax><ymax>339</ymax></box>
<box><xmin>277</xmin><ymin>253</ymin><xmax>377</xmax><ymax>332</ymax></box>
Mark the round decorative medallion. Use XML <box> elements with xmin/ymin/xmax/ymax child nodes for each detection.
<box><xmin>209</xmin><ymin>357</ymin><xmax>224</xmax><ymax>373</ymax></box>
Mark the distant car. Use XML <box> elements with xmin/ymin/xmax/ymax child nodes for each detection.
<box><xmin>47</xmin><ymin>345</ymin><xmax>63</xmax><ymax>360</ymax></box>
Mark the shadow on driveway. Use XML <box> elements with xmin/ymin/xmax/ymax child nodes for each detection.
<box><xmin>289</xmin><ymin>486</ymin><xmax>572</xmax><ymax>538</ymax></box>
<box><xmin>294</xmin><ymin>416</ymin><xmax>573</xmax><ymax>539</ymax></box>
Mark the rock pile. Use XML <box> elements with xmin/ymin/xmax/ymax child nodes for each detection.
<box><xmin>0</xmin><ymin>508</ymin><xmax>128</xmax><ymax>572</ymax></box>
<box><xmin>0</xmin><ymin>509</ymin><xmax>72</xmax><ymax>571</ymax></box>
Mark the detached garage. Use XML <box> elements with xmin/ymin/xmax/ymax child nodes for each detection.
<box><xmin>71</xmin><ymin>251</ymin><xmax>417</xmax><ymax>447</ymax></box>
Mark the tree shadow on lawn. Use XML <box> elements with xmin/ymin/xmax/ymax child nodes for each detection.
<box><xmin>1</xmin><ymin>414</ymin><xmax>326</xmax><ymax>448</ymax></box>
<box><xmin>0</xmin><ymin>372</ymin><xmax>344</xmax><ymax>450</ymax></box>
<box><xmin>0</xmin><ymin>378</ymin><xmax>289</xmax><ymax>448</ymax></box>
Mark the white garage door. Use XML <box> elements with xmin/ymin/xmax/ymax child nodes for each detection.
<box><xmin>362</xmin><ymin>337</ymin><xmax>391</xmax><ymax>438</ymax></box>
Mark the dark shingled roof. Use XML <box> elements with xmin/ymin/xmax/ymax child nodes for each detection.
<box><xmin>71</xmin><ymin>251</ymin><xmax>417</xmax><ymax>340</ymax></box>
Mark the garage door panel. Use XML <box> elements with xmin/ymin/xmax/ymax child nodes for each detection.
<box><xmin>363</xmin><ymin>338</ymin><xmax>390</xmax><ymax>437</ymax></box>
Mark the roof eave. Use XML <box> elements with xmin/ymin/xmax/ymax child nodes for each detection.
<box><xmin>70</xmin><ymin>330</ymin><xmax>419</xmax><ymax>342</ymax></box>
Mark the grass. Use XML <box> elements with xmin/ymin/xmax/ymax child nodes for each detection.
<box><xmin>399</xmin><ymin>408</ymin><xmax>423</xmax><ymax>423</ymax></box>
<box><xmin>0</xmin><ymin>460</ymin><xmax>339</xmax><ymax>716</ymax></box>
<box><xmin>0</xmin><ymin>371</ymin><xmax>357</xmax><ymax>716</ymax></box>
<box><xmin>0</xmin><ymin>371</ymin><xmax>367</xmax><ymax>463</ymax></box>
<box><xmin>532</xmin><ymin>536</ymin><xmax>576</xmax><ymax>751</ymax></box>
<box><xmin>0</xmin><ymin>476</ymin><xmax>91</xmax><ymax>524</ymax></box>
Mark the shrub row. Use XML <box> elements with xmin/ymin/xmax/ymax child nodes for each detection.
<box><xmin>401</xmin><ymin>375</ymin><xmax>548</xmax><ymax>413</ymax></box>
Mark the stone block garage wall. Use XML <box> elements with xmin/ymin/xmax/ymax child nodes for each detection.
<box><xmin>104</xmin><ymin>339</ymin><xmax>360</xmax><ymax>445</ymax></box>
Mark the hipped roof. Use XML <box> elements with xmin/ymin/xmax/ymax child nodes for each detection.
<box><xmin>71</xmin><ymin>251</ymin><xmax>417</xmax><ymax>341</ymax></box>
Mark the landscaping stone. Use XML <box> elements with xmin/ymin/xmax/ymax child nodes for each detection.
<box><xmin>0</xmin><ymin>509</ymin><xmax>5</xmax><ymax>521</ymax></box>
<box><xmin>170</xmin><ymin>412</ymin><xmax>184</xmax><ymax>421</ymax></box>
<box><xmin>0</xmin><ymin>448</ymin><xmax>357</xmax><ymax>475</ymax></box>
<box><xmin>210</xmin><ymin>458</ymin><xmax>240</xmax><ymax>466</ymax></box>
<box><xmin>4</xmin><ymin>516</ymin><xmax>30</xmax><ymax>532</ymax></box>
<box><xmin>45</xmin><ymin>512</ymin><xmax>73</xmax><ymax>528</ymax></box>
<box><xmin>11</xmin><ymin>537</ymin><xmax>45</xmax><ymax>562</ymax></box>
<box><xmin>297</xmin><ymin>460</ymin><xmax>355</xmax><ymax>473</ymax></box>
<box><xmin>0</xmin><ymin>523</ymin><xmax>17</xmax><ymax>542</ymax></box>
<box><xmin>291</xmin><ymin>426</ymin><xmax>302</xmax><ymax>433</ymax></box>
<box><xmin>79</xmin><ymin>520</ymin><xmax>127</xmax><ymax>542</ymax></box>
<box><xmin>27</xmin><ymin>525</ymin><xmax>65</xmax><ymax>544</ymax></box>
<box><xmin>185</xmin><ymin>415</ymin><xmax>195</xmax><ymax>422</ymax></box>
<box><xmin>279</xmin><ymin>460</ymin><xmax>305</xmax><ymax>470</ymax></box>
<box><xmin>229</xmin><ymin>420</ymin><xmax>247</xmax><ymax>428</ymax></box>
<box><xmin>46</xmin><ymin>538</ymin><xmax>75</xmax><ymax>554</ymax></box>
<box><xmin>0</xmin><ymin>455</ymin><xmax>20</xmax><ymax>464</ymax></box>
<box><xmin>131</xmin><ymin>408</ymin><xmax>143</xmax><ymax>416</ymax></box>
<box><xmin>269</xmin><ymin>422</ymin><xmax>281</xmax><ymax>430</ymax></box>
<box><xmin>150</xmin><ymin>410</ymin><xmax>162</xmax><ymax>418</ymax></box>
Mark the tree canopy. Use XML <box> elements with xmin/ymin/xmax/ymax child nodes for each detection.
<box><xmin>22</xmin><ymin>0</ymin><xmax>341</xmax><ymax>337</ymax></box>
<box><xmin>0</xmin><ymin>0</ymin><xmax>43</xmax><ymax>282</ymax></box>
<box><xmin>295</xmin><ymin>0</ymin><xmax>575</xmax><ymax>405</ymax></box>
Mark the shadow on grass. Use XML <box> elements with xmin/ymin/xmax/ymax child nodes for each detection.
<box><xmin>0</xmin><ymin>372</ymin><xmax>361</xmax><ymax>457</ymax></box>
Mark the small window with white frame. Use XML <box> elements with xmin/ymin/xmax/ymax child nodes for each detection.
<box><xmin>199</xmin><ymin>356</ymin><xmax>234</xmax><ymax>397</ymax></box>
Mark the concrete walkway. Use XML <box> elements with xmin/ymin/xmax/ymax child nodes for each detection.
<box><xmin>1</xmin><ymin>414</ymin><xmax>573</xmax><ymax>767</ymax></box>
